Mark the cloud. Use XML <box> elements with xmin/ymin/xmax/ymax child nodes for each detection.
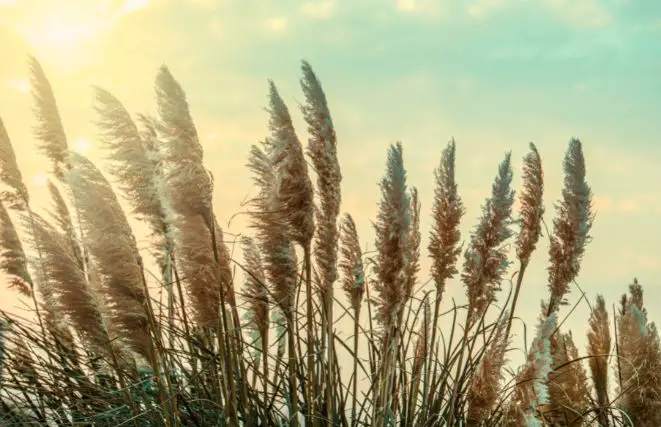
<box><xmin>467</xmin><ymin>0</ymin><xmax>508</xmax><ymax>19</ymax></box>
<box><xmin>543</xmin><ymin>0</ymin><xmax>612</xmax><ymax>28</ymax></box>
<box><xmin>395</xmin><ymin>0</ymin><xmax>446</xmax><ymax>16</ymax></box>
<box><xmin>302</xmin><ymin>0</ymin><xmax>336</xmax><ymax>20</ymax></box>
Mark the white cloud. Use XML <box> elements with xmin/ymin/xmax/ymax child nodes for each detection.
<box><xmin>544</xmin><ymin>0</ymin><xmax>611</xmax><ymax>28</ymax></box>
<box><xmin>302</xmin><ymin>0</ymin><xmax>336</xmax><ymax>20</ymax></box>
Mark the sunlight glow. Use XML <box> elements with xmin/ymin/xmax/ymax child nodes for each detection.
<box><xmin>32</xmin><ymin>172</ymin><xmax>48</xmax><ymax>187</ymax></box>
<box><xmin>20</xmin><ymin>10</ymin><xmax>107</xmax><ymax>48</ymax></box>
<box><xmin>73</xmin><ymin>138</ymin><xmax>91</xmax><ymax>154</ymax></box>
<box><xmin>12</xmin><ymin>1</ymin><xmax>150</xmax><ymax>70</ymax></box>
<box><xmin>5</xmin><ymin>78</ymin><xmax>30</xmax><ymax>94</ymax></box>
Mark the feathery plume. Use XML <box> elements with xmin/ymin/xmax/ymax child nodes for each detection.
<box><xmin>616</xmin><ymin>279</ymin><xmax>661</xmax><ymax>426</ymax></box>
<box><xmin>155</xmin><ymin>66</ymin><xmax>213</xmax><ymax>225</ymax></box>
<box><xmin>46</xmin><ymin>180</ymin><xmax>84</xmax><ymax>267</ymax></box>
<box><xmin>247</xmin><ymin>142</ymin><xmax>299</xmax><ymax>314</ymax></box>
<box><xmin>66</xmin><ymin>152</ymin><xmax>151</xmax><ymax>359</ymax></box>
<box><xmin>462</xmin><ymin>152</ymin><xmax>515</xmax><ymax>326</ymax></box>
<box><xmin>155</xmin><ymin>66</ymin><xmax>230</xmax><ymax>328</ymax></box>
<box><xmin>546</xmin><ymin>331</ymin><xmax>590</xmax><ymax>425</ymax></box>
<box><xmin>266</xmin><ymin>80</ymin><xmax>315</xmax><ymax>247</ymax></box>
<box><xmin>506</xmin><ymin>311</ymin><xmax>557</xmax><ymax>426</ymax></box>
<box><xmin>428</xmin><ymin>139</ymin><xmax>464</xmax><ymax>299</ymax></box>
<box><xmin>412</xmin><ymin>299</ymin><xmax>431</xmax><ymax>379</ymax></box>
<box><xmin>516</xmin><ymin>142</ymin><xmax>544</xmax><ymax>264</ymax></box>
<box><xmin>300</xmin><ymin>60</ymin><xmax>342</xmax><ymax>293</ymax></box>
<box><xmin>405</xmin><ymin>187</ymin><xmax>421</xmax><ymax>300</ymax></box>
<box><xmin>372</xmin><ymin>142</ymin><xmax>411</xmax><ymax>331</ymax></box>
<box><xmin>547</xmin><ymin>138</ymin><xmax>593</xmax><ymax>313</ymax></box>
<box><xmin>93</xmin><ymin>87</ymin><xmax>172</xmax><ymax>270</ymax></box>
<box><xmin>28</xmin><ymin>56</ymin><xmax>69</xmax><ymax>179</ymax></box>
<box><xmin>0</xmin><ymin>117</ymin><xmax>29</xmax><ymax>210</ymax></box>
<box><xmin>213</xmin><ymin>217</ymin><xmax>236</xmax><ymax>308</ymax></box>
<box><xmin>423</xmin><ymin>139</ymin><xmax>465</xmax><ymax>418</ymax></box>
<box><xmin>241</xmin><ymin>236</ymin><xmax>269</xmax><ymax>355</ymax></box>
<box><xmin>26</xmin><ymin>212</ymin><xmax>107</xmax><ymax>349</ymax></box>
<box><xmin>154</xmin><ymin>66</ymin><xmax>203</xmax><ymax>164</ymax></box>
<box><xmin>466</xmin><ymin>313</ymin><xmax>510</xmax><ymax>425</ymax></box>
<box><xmin>0</xmin><ymin>200</ymin><xmax>32</xmax><ymax>296</ymax></box>
<box><xmin>587</xmin><ymin>294</ymin><xmax>610</xmax><ymax>424</ymax></box>
<box><xmin>339</xmin><ymin>213</ymin><xmax>365</xmax><ymax>314</ymax></box>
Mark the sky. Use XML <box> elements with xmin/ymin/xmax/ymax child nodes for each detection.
<box><xmin>1</xmin><ymin>0</ymin><xmax>661</xmax><ymax>367</ymax></box>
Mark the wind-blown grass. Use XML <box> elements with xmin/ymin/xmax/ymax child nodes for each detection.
<box><xmin>0</xmin><ymin>56</ymin><xmax>658</xmax><ymax>426</ymax></box>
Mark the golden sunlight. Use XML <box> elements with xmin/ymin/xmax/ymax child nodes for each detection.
<box><xmin>73</xmin><ymin>138</ymin><xmax>91</xmax><ymax>154</ymax></box>
<box><xmin>11</xmin><ymin>0</ymin><xmax>150</xmax><ymax>69</ymax></box>
<box><xmin>19</xmin><ymin>9</ymin><xmax>107</xmax><ymax>48</ymax></box>
<box><xmin>31</xmin><ymin>171</ymin><xmax>48</xmax><ymax>187</ymax></box>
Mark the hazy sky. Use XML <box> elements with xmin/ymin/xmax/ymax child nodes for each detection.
<box><xmin>1</xmin><ymin>0</ymin><xmax>661</xmax><ymax>357</ymax></box>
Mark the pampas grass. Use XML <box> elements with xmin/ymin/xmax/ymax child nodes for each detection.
<box><xmin>0</xmin><ymin>56</ymin><xmax>659</xmax><ymax>427</ymax></box>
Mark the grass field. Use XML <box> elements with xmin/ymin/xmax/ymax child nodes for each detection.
<box><xmin>0</xmin><ymin>56</ymin><xmax>658</xmax><ymax>426</ymax></box>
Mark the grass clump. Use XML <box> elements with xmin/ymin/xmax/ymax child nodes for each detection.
<box><xmin>0</xmin><ymin>56</ymin><xmax>658</xmax><ymax>426</ymax></box>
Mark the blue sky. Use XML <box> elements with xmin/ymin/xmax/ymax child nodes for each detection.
<box><xmin>1</xmin><ymin>0</ymin><xmax>661</xmax><ymax>358</ymax></box>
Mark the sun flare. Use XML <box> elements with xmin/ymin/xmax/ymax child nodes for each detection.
<box><xmin>11</xmin><ymin>1</ymin><xmax>150</xmax><ymax>69</ymax></box>
<box><xmin>73</xmin><ymin>138</ymin><xmax>91</xmax><ymax>154</ymax></box>
<box><xmin>19</xmin><ymin>8</ymin><xmax>108</xmax><ymax>49</ymax></box>
<box><xmin>32</xmin><ymin>171</ymin><xmax>48</xmax><ymax>187</ymax></box>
